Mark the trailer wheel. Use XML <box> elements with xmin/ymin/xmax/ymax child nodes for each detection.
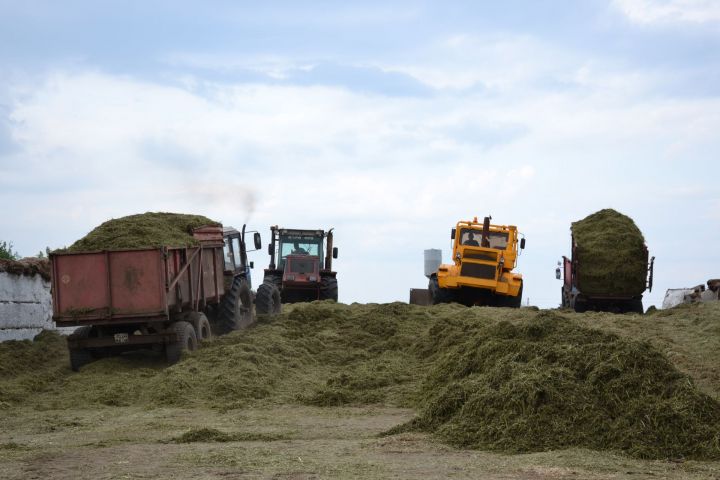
<box><xmin>165</xmin><ymin>321</ymin><xmax>197</xmax><ymax>365</ymax></box>
<box><xmin>628</xmin><ymin>298</ymin><xmax>644</xmax><ymax>314</ymax></box>
<box><xmin>68</xmin><ymin>326</ymin><xmax>93</xmax><ymax>372</ymax></box>
<box><xmin>319</xmin><ymin>276</ymin><xmax>338</xmax><ymax>301</ymax></box>
<box><xmin>187</xmin><ymin>312</ymin><xmax>212</xmax><ymax>342</ymax></box>
<box><xmin>256</xmin><ymin>281</ymin><xmax>281</xmax><ymax>314</ymax></box>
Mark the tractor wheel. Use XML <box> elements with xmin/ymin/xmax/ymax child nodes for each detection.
<box><xmin>256</xmin><ymin>281</ymin><xmax>282</xmax><ymax>315</ymax></box>
<box><xmin>507</xmin><ymin>281</ymin><xmax>523</xmax><ymax>308</ymax></box>
<box><xmin>320</xmin><ymin>276</ymin><xmax>338</xmax><ymax>301</ymax></box>
<box><xmin>216</xmin><ymin>277</ymin><xmax>254</xmax><ymax>334</ymax></box>
<box><xmin>264</xmin><ymin>274</ymin><xmax>282</xmax><ymax>290</ymax></box>
<box><xmin>165</xmin><ymin>321</ymin><xmax>197</xmax><ymax>365</ymax></box>
<box><xmin>68</xmin><ymin>326</ymin><xmax>93</xmax><ymax>372</ymax></box>
<box><xmin>429</xmin><ymin>274</ymin><xmax>454</xmax><ymax>304</ymax></box>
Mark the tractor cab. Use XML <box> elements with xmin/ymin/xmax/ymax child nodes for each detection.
<box><xmin>258</xmin><ymin>226</ymin><xmax>339</xmax><ymax>310</ymax></box>
<box><xmin>277</xmin><ymin>230</ymin><xmax>325</xmax><ymax>271</ymax></box>
<box><xmin>222</xmin><ymin>225</ymin><xmax>261</xmax><ymax>289</ymax></box>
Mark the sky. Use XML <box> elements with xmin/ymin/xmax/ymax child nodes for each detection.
<box><xmin>1</xmin><ymin>0</ymin><xmax>718</xmax><ymax>308</ymax></box>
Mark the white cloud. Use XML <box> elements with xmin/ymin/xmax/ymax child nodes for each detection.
<box><xmin>3</xmin><ymin>57</ymin><xmax>719</xmax><ymax>306</ymax></box>
<box><xmin>613</xmin><ymin>0</ymin><xmax>720</xmax><ymax>25</ymax></box>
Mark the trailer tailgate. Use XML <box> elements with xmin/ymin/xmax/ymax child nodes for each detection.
<box><xmin>52</xmin><ymin>249</ymin><xmax>167</xmax><ymax>323</ymax></box>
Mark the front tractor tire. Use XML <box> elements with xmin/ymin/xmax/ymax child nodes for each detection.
<box><xmin>216</xmin><ymin>276</ymin><xmax>254</xmax><ymax>334</ymax></box>
<box><xmin>429</xmin><ymin>274</ymin><xmax>454</xmax><ymax>305</ymax></box>
<box><xmin>320</xmin><ymin>276</ymin><xmax>338</xmax><ymax>301</ymax></box>
<box><xmin>256</xmin><ymin>281</ymin><xmax>282</xmax><ymax>315</ymax></box>
<box><xmin>506</xmin><ymin>281</ymin><xmax>523</xmax><ymax>308</ymax></box>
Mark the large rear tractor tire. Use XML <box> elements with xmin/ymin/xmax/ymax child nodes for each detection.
<box><xmin>319</xmin><ymin>276</ymin><xmax>338</xmax><ymax>301</ymax></box>
<box><xmin>165</xmin><ymin>321</ymin><xmax>198</xmax><ymax>365</ymax></box>
<box><xmin>256</xmin><ymin>281</ymin><xmax>282</xmax><ymax>315</ymax></box>
<box><xmin>216</xmin><ymin>277</ymin><xmax>254</xmax><ymax>334</ymax></box>
<box><xmin>429</xmin><ymin>274</ymin><xmax>455</xmax><ymax>305</ymax></box>
<box><xmin>68</xmin><ymin>326</ymin><xmax>94</xmax><ymax>372</ymax></box>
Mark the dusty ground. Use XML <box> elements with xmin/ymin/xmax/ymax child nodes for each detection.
<box><xmin>1</xmin><ymin>404</ymin><xmax>719</xmax><ymax>479</ymax></box>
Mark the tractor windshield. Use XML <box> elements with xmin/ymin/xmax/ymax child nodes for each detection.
<box><xmin>460</xmin><ymin>229</ymin><xmax>509</xmax><ymax>250</ymax></box>
<box><xmin>279</xmin><ymin>234</ymin><xmax>324</xmax><ymax>269</ymax></box>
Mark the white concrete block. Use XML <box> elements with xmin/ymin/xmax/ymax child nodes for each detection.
<box><xmin>0</xmin><ymin>303</ymin><xmax>52</xmax><ymax>329</ymax></box>
<box><xmin>0</xmin><ymin>273</ymin><xmax>50</xmax><ymax>303</ymax></box>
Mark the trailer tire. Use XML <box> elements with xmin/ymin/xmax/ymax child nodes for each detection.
<box><xmin>573</xmin><ymin>296</ymin><xmax>588</xmax><ymax>313</ymax></box>
<box><xmin>216</xmin><ymin>277</ymin><xmax>254</xmax><ymax>334</ymax></box>
<box><xmin>256</xmin><ymin>281</ymin><xmax>281</xmax><ymax>315</ymax></box>
<box><xmin>165</xmin><ymin>321</ymin><xmax>197</xmax><ymax>365</ymax></box>
<box><xmin>188</xmin><ymin>312</ymin><xmax>212</xmax><ymax>342</ymax></box>
<box><xmin>628</xmin><ymin>298</ymin><xmax>644</xmax><ymax>314</ymax></box>
<box><xmin>68</xmin><ymin>326</ymin><xmax>94</xmax><ymax>372</ymax></box>
<box><xmin>319</xmin><ymin>276</ymin><xmax>338</xmax><ymax>301</ymax></box>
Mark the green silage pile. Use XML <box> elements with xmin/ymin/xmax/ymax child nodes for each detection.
<box><xmin>2</xmin><ymin>303</ymin><xmax>720</xmax><ymax>460</ymax></box>
<box><xmin>66</xmin><ymin>212</ymin><xmax>220</xmax><ymax>252</ymax></box>
<box><xmin>404</xmin><ymin>310</ymin><xmax>720</xmax><ymax>459</ymax></box>
<box><xmin>571</xmin><ymin>209</ymin><xmax>648</xmax><ymax>296</ymax></box>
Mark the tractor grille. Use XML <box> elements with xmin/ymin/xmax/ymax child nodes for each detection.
<box><xmin>464</xmin><ymin>251</ymin><xmax>498</xmax><ymax>262</ymax></box>
<box><xmin>289</xmin><ymin>259</ymin><xmax>317</xmax><ymax>274</ymax></box>
<box><xmin>461</xmin><ymin>262</ymin><xmax>497</xmax><ymax>280</ymax></box>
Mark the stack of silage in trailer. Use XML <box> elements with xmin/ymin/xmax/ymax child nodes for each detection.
<box><xmin>571</xmin><ymin>209</ymin><xmax>648</xmax><ymax>296</ymax></box>
<box><xmin>66</xmin><ymin>212</ymin><xmax>220</xmax><ymax>252</ymax></box>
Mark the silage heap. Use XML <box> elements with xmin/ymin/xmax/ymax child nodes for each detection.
<box><xmin>571</xmin><ymin>209</ymin><xmax>648</xmax><ymax>296</ymax></box>
<box><xmin>2</xmin><ymin>302</ymin><xmax>719</xmax><ymax>460</ymax></box>
<box><xmin>406</xmin><ymin>309</ymin><xmax>720</xmax><ymax>460</ymax></box>
<box><xmin>66</xmin><ymin>212</ymin><xmax>220</xmax><ymax>251</ymax></box>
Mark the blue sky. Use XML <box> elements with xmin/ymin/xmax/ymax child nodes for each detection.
<box><xmin>1</xmin><ymin>0</ymin><xmax>719</xmax><ymax>308</ymax></box>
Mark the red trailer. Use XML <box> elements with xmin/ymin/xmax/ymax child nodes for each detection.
<box><xmin>51</xmin><ymin>225</ymin><xmax>260</xmax><ymax>370</ymax></box>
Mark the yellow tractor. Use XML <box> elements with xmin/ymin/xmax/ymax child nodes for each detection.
<box><xmin>429</xmin><ymin>216</ymin><xmax>525</xmax><ymax>307</ymax></box>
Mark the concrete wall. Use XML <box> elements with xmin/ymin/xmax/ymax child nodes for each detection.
<box><xmin>0</xmin><ymin>271</ymin><xmax>71</xmax><ymax>341</ymax></box>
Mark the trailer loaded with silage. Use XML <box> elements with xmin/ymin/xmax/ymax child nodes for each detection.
<box><xmin>559</xmin><ymin>209</ymin><xmax>654</xmax><ymax>313</ymax></box>
<box><xmin>51</xmin><ymin>212</ymin><xmax>261</xmax><ymax>371</ymax></box>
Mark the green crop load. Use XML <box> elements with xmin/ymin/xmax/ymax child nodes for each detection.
<box><xmin>571</xmin><ymin>209</ymin><xmax>648</xmax><ymax>296</ymax></box>
<box><xmin>66</xmin><ymin>212</ymin><xmax>220</xmax><ymax>252</ymax></box>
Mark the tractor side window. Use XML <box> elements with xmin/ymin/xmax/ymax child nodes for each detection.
<box><xmin>232</xmin><ymin>237</ymin><xmax>243</xmax><ymax>267</ymax></box>
<box><xmin>223</xmin><ymin>240</ymin><xmax>235</xmax><ymax>270</ymax></box>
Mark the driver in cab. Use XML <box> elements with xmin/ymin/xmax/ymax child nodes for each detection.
<box><xmin>292</xmin><ymin>242</ymin><xmax>308</xmax><ymax>254</ymax></box>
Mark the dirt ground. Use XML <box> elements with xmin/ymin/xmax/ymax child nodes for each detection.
<box><xmin>1</xmin><ymin>404</ymin><xmax>719</xmax><ymax>480</ymax></box>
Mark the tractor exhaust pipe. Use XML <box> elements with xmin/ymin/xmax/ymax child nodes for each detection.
<box><xmin>481</xmin><ymin>216</ymin><xmax>491</xmax><ymax>247</ymax></box>
<box><xmin>325</xmin><ymin>229</ymin><xmax>334</xmax><ymax>271</ymax></box>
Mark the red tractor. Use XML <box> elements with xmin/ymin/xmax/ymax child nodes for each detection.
<box><xmin>255</xmin><ymin>226</ymin><xmax>338</xmax><ymax>314</ymax></box>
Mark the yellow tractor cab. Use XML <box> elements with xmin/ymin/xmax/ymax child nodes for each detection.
<box><xmin>430</xmin><ymin>216</ymin><xmax>525</xmax><ymax>307</ymax></box>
